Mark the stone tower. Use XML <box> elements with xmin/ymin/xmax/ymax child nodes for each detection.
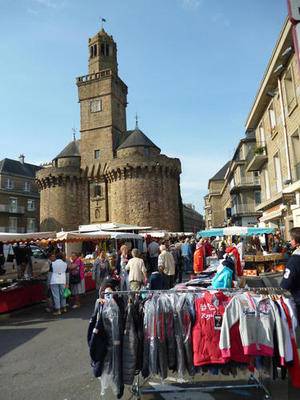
<box><xmin>36</xmin><ymin>27</ymin><xmax>183</xmax><ymax>232</ymax></box>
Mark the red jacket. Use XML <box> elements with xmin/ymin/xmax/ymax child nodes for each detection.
<box><xmin>193</xmin><ymin>247</ymin><xmax>205</xmax><ymax>274</ymax></box>
<box><xmin>193</xmin><ymin>291</ymin><xmax>249</xmax><ymax>366</ymax></box>
<box><xmin>226</xmin><ymin>246</ymin><xmax>242</xmax><ymax>276</ymax></box>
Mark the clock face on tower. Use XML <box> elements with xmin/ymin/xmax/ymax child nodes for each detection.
<box><xmin>90</xmin><ymin>99</ymin><xmax>102</xmax><ymax>113</ymax></box>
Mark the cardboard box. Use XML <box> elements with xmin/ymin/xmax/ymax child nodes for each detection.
<box><xmin>244</xmin><ymin>255</ymin><xmax>254</xmax><ymax>262</ymax></box>
<box><xmin>243</xmin><ymin>269</ymin><xmax>258</xmax><ymax>276</ymax></box>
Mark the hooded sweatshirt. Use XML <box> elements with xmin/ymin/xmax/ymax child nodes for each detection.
<box><xmin>219</xmin><ymin>292</ymin><xmax>286</xmax><ymax>365</ymax></box>
<box><xmin>212</xmin><ymin>265</ymin><xmax>233</xmax><ymax>289</ymax></box>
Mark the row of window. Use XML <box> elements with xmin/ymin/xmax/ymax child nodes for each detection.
<box><xmin>4</xmin><ymin>179</ymin><xmax>31</xmax><ymax>191</ymax></box>
<box><xmin>90</xmin><ymin>43</ymin><xmax>110</xmax><ymax>58</ymax></box>
<box><xmin>8</xmin><ymin>198</ymin><xmax>36</xmax><ymax>211</ymax></box>
<box><xmin>8</xmin><ymin>217</ymin><xmax>36</xmax><ymax>232</ymax></box>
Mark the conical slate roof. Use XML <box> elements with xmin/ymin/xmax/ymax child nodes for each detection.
<box><xmin>117</xmin><ymin>127</ymin><xmax>160</xmax><ymax>151</ymax></box>
<box><xmin>53</xmin><ymin>140</ymin><xmax>81</xmax><ymax>160</ymax></box>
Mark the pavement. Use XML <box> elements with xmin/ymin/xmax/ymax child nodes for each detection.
<box><xmin>1</xmin><ymin>288</ymin><xmax>300</xmax><ymax>399</ymax></box>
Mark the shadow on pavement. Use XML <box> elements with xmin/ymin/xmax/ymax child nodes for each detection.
<box><xmin>0</xmin><ymin>328</ymin><xmax>46</xmax><ymax>357</ymax></box>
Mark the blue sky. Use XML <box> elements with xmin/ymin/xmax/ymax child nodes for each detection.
<box><xmin>0</xmin><ymin>0</ymin><xmax>287</xmax><ymax>213</ymax></box>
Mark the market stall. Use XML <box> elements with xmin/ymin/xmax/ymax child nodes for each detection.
<box><xmin>0</xmin><ymin>231</ymin><xmax>57</xmax><ymax>313</ymax></box>
<box><xmin>196</xmin><ymin>227</ymin><xmax>276</xmax><ymax>238</ymax></box>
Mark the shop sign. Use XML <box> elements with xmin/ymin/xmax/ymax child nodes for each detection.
<box><xmin>282</xmin><ymin>193</ymin><xmax>296</xmax><ymax>205</ymax></box>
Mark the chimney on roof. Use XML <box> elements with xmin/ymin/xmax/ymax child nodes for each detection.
<box><xmin>19</xmin><ymin>154</ymin><xmax>25</xmax><ymax>164</ymax></box>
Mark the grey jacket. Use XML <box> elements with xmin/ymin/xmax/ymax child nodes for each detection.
<box><xmin>92</xmin><ymin>257</ymin><xmax>110</xmax><ymax>286</ymax></box>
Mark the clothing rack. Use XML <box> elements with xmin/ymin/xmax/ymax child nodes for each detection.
<box><xmin>102</xmin><ymin>287</ymin><xmax>289</xmax><ymax>296</ymax></box>
<box><xmin>99</xmin><ymin>287</ymin><xmax>289</xmax><ymax>399</ymax></box>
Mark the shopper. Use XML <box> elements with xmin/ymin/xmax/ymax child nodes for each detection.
<box><xmin>147</xmin><ymin>238</ymin><xmax>160</xmax><ymax>273</ymax></box>
<box><xmin>181</xmin><ymin>238</ymin><xmax>193</xmax><ymax>274</ymax></box>
<box><xmin>92</xmin><ymin>251</ymin><xmax>111</xmax><ymax>290</ymax></box>
<box><xmin>193</xmin><ymin>241</ymin><xmax>205</xmax><ymax>274</ymax></box>
<box><xmin>280</xmin><ymin>227</ymin><xmax>300</xmax><ymax>323</ymax></box>
<box><xmin>125</xmin><ymin>248</ymin><xmax>147</xmax><ymax>291</ymax></box>
<box><xmin>49</xmin><ymin>253</ymin><xmax>68</xmax><ymax>315</ymax></box>
<box><xmin>116</xmin><ymin>245</ymin><xmax>130</xmax><ymax>290</ymax></box>
<box><xmin>158</xmin><ymin>244</ymin><xmax>175</xmax><ymax>289</ymax></box>
<box><xmin>169</xmin><ymin>241</ymin><xmax>182</xmax><ymax>283</ymax></box>
<box><xmin>69</xmin><ymin>252</ymin><xmax>85</xmax><ymax>309</ymax></box>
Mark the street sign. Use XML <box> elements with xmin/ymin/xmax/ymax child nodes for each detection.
<box><xmin>287</xmin><ymin>0</ymin><xmax>300</xmax><ymax>24</ymax></box>
<box><xmin>282</xmin><ymin>192</ymin><xmax>296</xmax><ymax>205</ymax></box>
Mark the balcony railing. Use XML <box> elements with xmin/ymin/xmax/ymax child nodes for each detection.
<box><xmin>231</xmin><ymin>204</ymin><xmax>261</xmax><ymax>216</ymax></box>
<box><xmin>230</xmin><ymin>177</ymin><xmax>260</xmax><ymax>192</ymax></box>
<box><xmin>0</xmin><ymin>204</ymin><xmax>25</xmax><ymax>214</ymax></box>
<box><xmin>245</xmin><ymin>141</ymin><xmax>268</xmax><ymax>172</ymax></box>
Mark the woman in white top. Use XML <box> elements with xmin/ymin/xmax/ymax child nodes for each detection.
<box><xmin>49</xmin><ymin>253</ymin><xmax>68</xmax><ymax>315</ymax></box>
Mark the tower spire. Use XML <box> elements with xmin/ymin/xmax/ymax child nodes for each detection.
<box><xmin>100</xmin><ymin>17</ymin><xmax>106</xmax><ymax>30</ymax></box>
<box><xmin>135</xmin><ymin>113</ymin><xmax>139</xmax><ymax>129</ymax></box>
<box><xmin>72</xmin><ymin>127</ymin><xmax>76</xmax><ymax>141</ymax></box>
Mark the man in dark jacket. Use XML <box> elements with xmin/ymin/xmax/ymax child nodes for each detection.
<box><xmin>280</xmin><ymin>227</ymin><xmax>300</xmax><ymax>323</ymax></box>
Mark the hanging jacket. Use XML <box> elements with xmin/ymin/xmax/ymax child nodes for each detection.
<box><xmin>101</xmin><ymin>298</ymin><xmax>124</xmax><ymax>399</ymax></box>
<box><xmin>193</xmin><ymin>247</ymin><xmax>205</xmax><ymax>274</ymax></box>
<box><xmin>226</xmin><ymin>246</ymin><xmax>242</xmax><ymax>276</ymax></box>
<box><xmin>87</xmin><ymin>299</ymin><xmax>107</xmax><ymax>377</ymax></box>
<box><xmin>142</xmin><ymin>295</ymin><xmax>158</xmax><ymax>378</ymax></box>
<box><xmin>193</xmin><ymin>291</ymin><xmax>230</xmax><ymax>366</ymax></box>
<box><xmin>122</xmin><ymin>301</ymin><xmax>138</xmax><ymax>385</ymax></box>
<box><xmin>219</xmin><ymin>293</ymin><xmax>285</xmax><ymax>364</ymax></box>
<box><xmin>212</xmin><ymin>266</ymin><xmax>233</xmax><ymax>289</ymax></box>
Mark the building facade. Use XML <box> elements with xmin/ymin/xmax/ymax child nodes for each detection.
<box><xmin>245</xmin><ymin>18</ymin><xmax>300</xmax><ymax>236</ymax></box>
<box><xmin>204</xmin><ymin>162</ymin><xmax>230</xmax><ymax>228</ymax></box>
<box><xmin>36</xmin><ymin>28</ymin><xmax>182</xmax><ymax>232</ymax></box>
<box><xmin>225</xmin><ymin>131</ymin><xmax>262</xmax><ymax>226</ymax></box>
<box><xmin>182</xmin><ymin>203</ymin><xmax>204</xmax><ymax>233</ymax></box>
<box><xmin>0</xmin><ymin>156</ymin><xmax>41</xmax><ymax>233</ymax></box>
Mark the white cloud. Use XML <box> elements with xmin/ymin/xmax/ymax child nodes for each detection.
<box><xmin>180</xmin><ymin>0</ymin><xmax>203</xmax><ymax>10</ymax></box>
<box><xmin>175</xmin><ymin>153</ymin><xmax>229</xmax><ymax>213</ymax></box>
<box><xmin>32</xmin><ymin>0</ymin><xmax>60</xmax><ymax>9</ymax></box>
<box><xmin>211</xmin><ymin>12</ymin><xmax>231</xmax><ymax>28</ymax></box>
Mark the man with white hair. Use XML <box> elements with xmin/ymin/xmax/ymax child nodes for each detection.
<box><xmin>125</xmin><ymin>248</ymin><xmax>147</xmax><ymax>291</ymax></box>
<box><xmin>158</xmin><ymin>244</ymin><xmax>175</xmax><ymax>289</ymax></box>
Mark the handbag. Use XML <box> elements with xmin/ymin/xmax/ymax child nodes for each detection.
<box><xmin>7</xmin><ymin>254</ymin><xmax>14</xmax><ymax>262</ymax></box>
<box><xmin>70</xmin><ymin>266</ymin><xmax>81</xmax><ymax>284</ymax></box>
<box><xmin>63</xmin><ymin>287</ymin><xmax>71</xmax><ymax>298</ymax></box>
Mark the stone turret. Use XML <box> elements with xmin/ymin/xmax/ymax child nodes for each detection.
<box><xmin>105</xmin><ymin>126</ymin><xmax>182</xmax><ymax>231</ymax></box>
<box><xmin>35</xmin><ymin>139</ymin><xmax>88</xmax><ymax>231</ymax></box>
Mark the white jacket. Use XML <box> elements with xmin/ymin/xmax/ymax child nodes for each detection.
<box><xmin>219</xmin><ymin>293</ymin><xmax>286</xmax><ymax>364</ymax></box>
<box><xmin>50</xmin><ymin>259</ymin><xmax>67</xmax><ymax>285</ymax></box>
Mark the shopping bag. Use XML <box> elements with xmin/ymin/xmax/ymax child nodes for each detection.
<box><xmin>63</xmin><ymin>287</ymin><xmax>71</xmax><ymax>298</ymax></box>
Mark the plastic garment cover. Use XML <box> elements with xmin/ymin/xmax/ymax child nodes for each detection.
<box><xmin>87</xmin><ymin>300</ymin><xmax>107</xmax><ymax>377</ymax></box>
<box><xmin>100</xmin><ymin>298</ymin><xmax>124</xmax><ymax>399</ymax></box>
<box><xmin>170</xmin><ymin>293</ymin><xmax>195</xmax><ymax>377</ymax></box>
<box><xmin>156</xmin><ymin>295</ymin><xmax>170</xmax><ymax>378</ymax></box>
<box><xmin>142</xmin><ymin>295</ymin><xmax>158</xmax><ymax>377</ymax></box>
<box><xmin>122</xmin><ymin>301</ymin><xmax>138</xmax><ymax>385</ymax></box>
<box><xmin>160</xmin><ymin>294</ymin><xmax>177</xmax><ymax>372</ymax></box>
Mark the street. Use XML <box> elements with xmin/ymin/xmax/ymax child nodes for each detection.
<box><xmin>1</xmin><ymin>290</ymin><xmax>300</xmax><ymax>400</ymax></box>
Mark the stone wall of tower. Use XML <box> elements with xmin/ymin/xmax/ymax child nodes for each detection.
<box><xmin>36</xmin><ymin>166</ymin><xmax>89</xmax><ymax>232</ymax></box>
<box><xmin>105</xmin><ymin>155</ymin><xmax>181</xmax><ymax>231</ymax></box>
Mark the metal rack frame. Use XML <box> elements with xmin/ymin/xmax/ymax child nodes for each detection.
<box><xmin>101</xmin><ymin>287</ymin><xmax>289</xmax><ymax>399</ymax></box>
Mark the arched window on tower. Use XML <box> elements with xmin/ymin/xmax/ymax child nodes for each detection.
<box><xmin>101</xmin><ymin>43</ymin><xmax>105</xmax><ymax>55</ymax></box>
<box><xmin>94</xmin><ymin>44</ymin><xmax>97</xmax><ymax>56</ymax></box>
<box><xmin>90</xmin><ymin>46</ymin><xmax>94</xmax><ymax>58</ymax></box>
<box><xmin>106</xmin><ymin>44</ymin><xmax>109</xmax><ymax>56</ymax></box>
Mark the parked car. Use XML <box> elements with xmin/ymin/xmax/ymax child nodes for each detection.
<box><xmin>4</xmin><ymin>244</ymin><xmax>50</xmax><ymax>279</ymax></box>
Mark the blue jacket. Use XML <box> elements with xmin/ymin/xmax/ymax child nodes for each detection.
<box><xmin>181</xmin><ymin>242</ymin><xmax>192</xmax><ymax>258</ymax></box>
<box><xmin>212</xmin><ymin>266</ymin><xmax>233</xmax><ymax>289</ymax></box>
<box><xmin>280</xmin><ymin>248</ymin><xmax>300</xmax><ymax>304</ymax></box>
